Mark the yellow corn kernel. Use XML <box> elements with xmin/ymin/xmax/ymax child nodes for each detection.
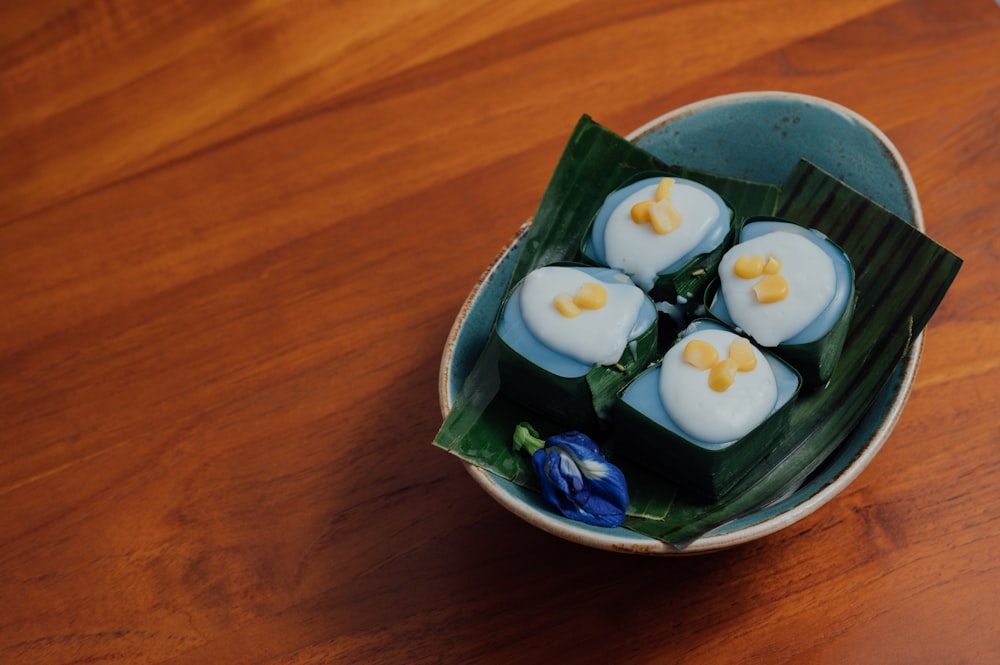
<box><xmin>753</xmin><ymin>273</ymin><xmax>789</xmax><ymax>303</ymax></box>
<box><xmin>734</xmin><ymin>255</ymin><xmax>765</xmax><ymax>279</ymax></box>
<box><xmin>763</xmin><ymin>256</ymin><xmax>782</xmax><ymax>274</ymax></box>
<box><xmin>655</xmin><ymin>177</ymin><xmax>675</xmax><ymax>201</ymax></box>
<box><xmin>708</xmin><ymin>358</ymin><xmax>739</xmax><ymax>392</ymax></box>
<box><xmin>649</xmin><ymin>199</ymin><xmax>682</xmax><ymax>234</ymax></box>
<box><xmin>553</xmin><ymin>293</ymin><xmax>582</xmax><ymax>317</ymax></box>
<box><xmin>728</xmin><ymin>337</ymin><xmax>757</xmax><ymax>372</ymax></box>
<box><xmin>573</xmin><ymin>282</ymin><xmax>607</xmax><ymax>310</ymax></box>
<box><xmin>631</xmin><ymin>200</ymin><xmax>653</xmax><ymax>223</ymax></box>
<box><xmin>682</xmin><ymin>339</ymin><xmax>719</xmax><ymax>370</ymax></box>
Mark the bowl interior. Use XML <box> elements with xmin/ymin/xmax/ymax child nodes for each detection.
<box><xmin>629</xmin><ymin>91</ymin><xmax>919</xmax><ymax>226</ymax></box>
<box><xmin>440</xmin><ymin>92</ymin><xmax>922</xmax><ymax>554</ymax></box>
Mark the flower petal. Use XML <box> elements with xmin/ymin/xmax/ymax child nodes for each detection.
<box><xmin>529</xmin><ymin>432</ymin><xmax>629</xmax><ymax>528</ymax></box>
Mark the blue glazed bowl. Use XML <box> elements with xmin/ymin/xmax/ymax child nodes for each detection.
<box><xmin>439</xmin><ymin>92</ymin><xmax>923</xmax><ymax>554</ymax></box>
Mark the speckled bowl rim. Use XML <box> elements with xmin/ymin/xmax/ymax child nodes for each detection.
<box><xmin>438</xmin><ymin>91</ymin><xmax>924</xmax><ymax>555</ymax></box>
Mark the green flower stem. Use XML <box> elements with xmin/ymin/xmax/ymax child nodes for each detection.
<box><xmin>512</xmin><ymin>422</ymin><xmax>545</xmax><ymax>456</ymax></box>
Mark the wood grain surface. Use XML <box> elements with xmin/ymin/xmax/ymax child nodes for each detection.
<box><xmin>1</xmin><ymin>0</ymin><xmax>997</xmax><ymax>663</ymax></box>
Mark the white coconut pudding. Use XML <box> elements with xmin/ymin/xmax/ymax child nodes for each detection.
<box><xmin>516</xmin><ymin>266</ymin><xmax>645</xmax><ymax>366</ymax></box>
<box><xmin>585</xmin><ymin>176</ymin><xmax>730</xmax><ymax>291</ymax></box>
<box><xmin>715</xmin><ymin>220</ymin><xmax>854</xmax><ymax>347</ymax></box>
<box><xmin>496</xmin><ymin>264</ymin><xmax>660</xmax><ymax>431</ymax></box>
<box><xmin>659</xmin><ymin>328</ymin><xmax>778</xmax><ymax>444</ymax></box>
<box><xmin>613</xmin><ymin>319</ymin><xmax>802</xmax><ymax>498</ymax></box>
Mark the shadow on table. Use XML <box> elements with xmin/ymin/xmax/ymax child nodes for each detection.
<box><xmin>310</xmin><ymin>328</ymin><xmax>801</xmax><ymax>663</ymax></box>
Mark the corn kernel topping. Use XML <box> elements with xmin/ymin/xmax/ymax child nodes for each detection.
<box><xmin>630</xmin><ymin>200</ymin><xmax>653</xmax><ymax>224</ymax></box>
<box><xmin>683</xmin><ymin>339</ymin><xmax>720</xmax><ymax>370</ymax></box>
<box><xmin>752</xmin><ymin>274</ymin><xmax>789</xmax><ymax>303</ymax></box>
<box><xmin>708</xmin><ymin>358</ymin><xmax>739</xmax><ymax>392</ymax></box>
<box><xmin>649</xmin><ymin>199</ymin><xmax>682</xmax><ymax>234</ymax></box>
<box><xmin>683</xmin><ymin>336</ymin><xmax>760</xmax><ymax>391</ymax></box>
<box><xmin>728</xmin><ymin>337</ymin><xmax>757</xmax><ymax>371</ymax></box>
<box><xmin>573</xmin><ymin>282</ymin><xmax>607</xmax><ymax>310</ymax></box>
<box><xmin>553</xmin><ymin>293</ymin><xmax>581</xmax><ymax>318</ymax></box>
<box><xmin>734</xmin><ymin>255</ymin><xmax>765</xmax><ymax>279</ymax></box>
<box><xmin>630</xmin><ymin>178</ymin><xmax>683</xmax><ymax>234</ymax></box>
<box><xmin>553</xmin><ymin>282</ymin><xmax>609</xmax><ymax>318</ymax></box>
<box><xmin>655</xmin><ymin>177</ymin><xmax>675</xmax><ymax>201</ymax></box>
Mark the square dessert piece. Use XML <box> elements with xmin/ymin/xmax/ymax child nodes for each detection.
<box><xmin>614</xmin><ymin>319</ymin><xmax>801</xmax><ymax>499</ymax></box>
<box><xmin>581</xmin><ymin>173</ymin><xmax>735</xmax><ymax>311</ymax></box>
<box><xmin>708</xmin><ymin>216</ymin><xmax>856</xmax><ymax>388</ymax></box>
<box><xmin>496</xmin><ymin>264</ymin><xmax>658</xmax><ymax>433</ymax></box>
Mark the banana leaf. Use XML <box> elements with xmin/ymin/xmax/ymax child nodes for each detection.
<box><xmin>433</xmin><ymin>117</ymin><xmax>961</xmax><ymax>546</ymax></box>
<box><xmin>625</xmin><ymin>160</ymin><xmax>962</xmax><ymax>543</ymax></box>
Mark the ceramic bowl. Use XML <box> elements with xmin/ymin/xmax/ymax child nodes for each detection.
<box><xmin>438</xmin><ymin>91</ymin><xmax>923</xmax><ymax>554</ymax></box>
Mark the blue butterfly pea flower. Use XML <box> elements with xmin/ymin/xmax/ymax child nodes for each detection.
<box><xmin>513</xmin><ymin>423</ymin><xmax>629</xmax><ymax>528</ymax></box>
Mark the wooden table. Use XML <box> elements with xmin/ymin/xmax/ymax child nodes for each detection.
<box><xmin>2</xmin><ymin>1</ymin><xmax>997</xmax><ymax>663</ymax></box>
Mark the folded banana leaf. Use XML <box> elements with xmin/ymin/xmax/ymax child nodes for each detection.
<box><xmin>626</xmin><ymin>160</ymin><xmax>962</xmax><ymax>543</ymax></box>
<box><xmin>434</xmin><ymin>116</ymin><xmax>962</xmax><ymax>546</ymax></box>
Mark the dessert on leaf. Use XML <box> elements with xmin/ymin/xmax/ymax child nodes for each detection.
<box><xmin>581</xmin><ymin>173</ymin><xmax>735</xmax><ymax>311</ymax></box>
<box><xmin>496</xmin><ymin>264</ymin><xmax>658</xmax><ymax>433</ymax></box>
<box><xmin>613</xmin><ymin>319</ymin><xmax>801</xmax><ymax>499</ymax></box>
<box><xmin>707</xmin><ymin>217</ymin><xmax>856</xmax><ymax>387</ymax></box>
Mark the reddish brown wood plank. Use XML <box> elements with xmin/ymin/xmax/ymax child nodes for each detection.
<box><xmin>0</xmin><ymin>0</ymin><xmax>997</xmax><ymax>663</ymax></box>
